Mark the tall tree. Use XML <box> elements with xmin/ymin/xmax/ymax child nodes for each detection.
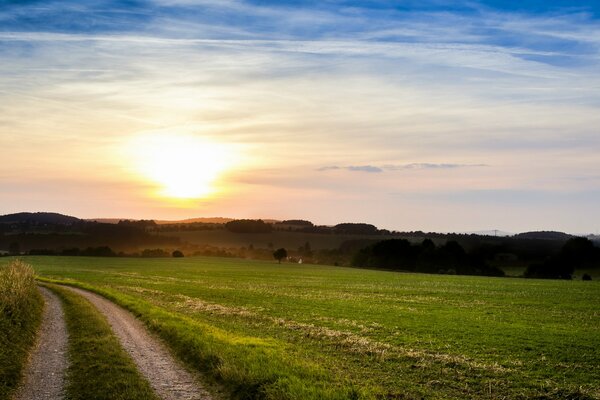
<box><xmin>273</xmin><ymin>248</ymin><xmax>287</xmax><ymax>264</ymax></box>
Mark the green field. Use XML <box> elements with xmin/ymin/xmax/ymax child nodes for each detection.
<box><xmin>7</xmin><ymin>256</ymin><xmax>600</xmax><ymax>399</ymax></box>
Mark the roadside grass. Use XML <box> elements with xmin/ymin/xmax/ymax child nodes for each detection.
<box><xmin>45</xmin><ymin>284</ymin><xmax>159</xmax><ymax>400</ymax></box>
<box><xmin>17</xmin><ymin>256</ymin><xmax>600</xmax><ymax>400</ymax></box>
<box><xmin>0</xmin><ymin>260</ymin><xmax>43</xmax><ymax>400</ymax></box>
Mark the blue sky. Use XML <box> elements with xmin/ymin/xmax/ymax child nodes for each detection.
<box><xmin>1</xmin><ymin>0</ymin><xmax>599</xmax><ymax>233</ymax></box>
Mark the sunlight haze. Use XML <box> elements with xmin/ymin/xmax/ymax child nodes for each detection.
<box><xmin>127</xmin><ymin>133</ymin><xmax>240</xmax><ymax>200</ymax></box>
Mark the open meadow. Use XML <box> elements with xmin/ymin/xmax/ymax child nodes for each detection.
<box><xmin>5</xmin><ymin>256</ymin><xmax>600</xmax><ymax>400</ymax></box>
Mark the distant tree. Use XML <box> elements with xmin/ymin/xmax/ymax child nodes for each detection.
<box><xmin>172</xmin><ymin>250</ymin><xmax>184</xmax><ymax>258</ymax></box>
<box><xmin>525</xmin><ymin>237</ymin><xmax>599</xmax><ymax>279</ymax></box>
<box><xmin>61</xmin><ymin>248</ymin><xmax>81</xmax><ymax>256</ymax></box>
<box><xmin>141</xmin><ymin>248</ymin><xmax>170</xmax><ymax>258</ymax></box>
<box><xmin>352</xmin><ymin>238</ymin><xmax>503</xmax><ymax>277</ymax></box>
<box><xmin>298</xmin><ymin>241</ymin><xmax>312</xmax><ymax>256</ymax></box>
<box><xmin>225</xmin><ymin>219</ymin><xmax>272</xmax><ymax>233</ymax></box>
<box><xmin>280</xmin><ymin>220</ymin><xmax>314</xmax><ymax>227</ymax></box>
<box><xmin>416</xmin><ymin>238</ymin><xmax>436</xmax><ymax>272</ymax></box>
<box><xmin>273</xmin><ymin>248</ymin><xmax>287</xmax><ymax>264</ymax></box>
<box><xmin>80</xmin><ymin>246</ymin><xmax>116</xmax><ymax>257</ymax></box>
<box><xmin>28</xmin><ymin>249</ymin><xmax>56</xmax><ymax>256</ymax></box>
<box><xmin>437</xmin><ymin>241</ymin><xmax>467</xmax><ymax>273</ymax></box>
<box><xmin>422</xmin><ymin>238</ymin><xmax>435</xmax><ymax>250</ymax></box>
<box><xmin>560</xmin><ymin>237</ymin><xmax>599</xmax><ymax>269</ymax></box>
<box><xmin>118</xmin><ymin>219</ymin><xmax>157</xmax><ymax>230</ymax></box>
<box><xmin>8</xmin><ymin>242</ymin><xmax>20</xmax><ymax>255</ymax></box>
<box><xmin>353</xmin><ymin>239</ymin><xmax>415</xmax><ymax>270</ymax></box>
<box><xmin>333</xmin><ymin>223</ymin><xmax>379</xmax><ymax>235</ymax></box>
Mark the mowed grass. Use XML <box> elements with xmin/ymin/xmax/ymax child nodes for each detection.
<box><xmin>10</xmin><ymin>256</ymin><xmax>600</xmax><ymax>400</ymax></box>
<box><xmin>0</xmin><ymin>260</ymin><xmax>43</xmax><ymax>400</ymax></box>
<box><xmin>45</xmin><ymin>284</ymin><xmax>159</xmax><ymax>400</ymax></box>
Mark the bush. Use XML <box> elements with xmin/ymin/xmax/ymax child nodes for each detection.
<box><xmin>172</xmin><ymin>250</ymin><xmax>184</xmax><ymax>258</ymax></box>
<box><xmin>582</xmin><ymin>273</ymin><xmax>592</xmax><ymax>281</ymax></box>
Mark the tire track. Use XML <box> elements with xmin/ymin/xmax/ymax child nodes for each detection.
<box><xmin>14</xmin><ymin>286</ymin><xmax>68</xmax><ymax>400</ymax></box>
<box><xmin>62</xmin><ymin>286</ymin><xmax>212</xmax><ymax>400</ymax></box>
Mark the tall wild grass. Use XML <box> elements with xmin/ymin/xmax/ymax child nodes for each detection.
<box><xmin>0</xmin><ymin>260</ymin><xmax>43</xmax><ymax>400</ymax></box>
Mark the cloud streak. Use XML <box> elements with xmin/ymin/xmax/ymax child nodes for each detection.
<box><xmin>318</xmin><ymin>164</ymin><xmax>488</xmax><ymax>173</ymax></box>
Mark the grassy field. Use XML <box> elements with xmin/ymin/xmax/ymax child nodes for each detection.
<box><xmin>7</xmin><ymin>256</ymin><xmax>599</xmax><ymax>400</ymax></box>
<box><xmin>0</xmin><ymin>260</ymin><xmax>43</xmax><ymax>400</ymax></box>
<box><xmin>46</xmin><ymin>284</ymin><xmax>159</xmax><ymax>400</ymax></box>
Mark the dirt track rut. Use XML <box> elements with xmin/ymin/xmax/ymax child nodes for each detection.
<box><xmin>63</xmin><ymin>286</ymin><xmax>212</xmax><ymax>400</ymax></box>
<box><xmin>14</xmin><ymin>286</ymin><xmax>68</xmax><ymax>400</ymax></box>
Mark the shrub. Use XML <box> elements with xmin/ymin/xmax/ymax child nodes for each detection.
<box><xmin>582</xmin><ymin>273</ymin><xmax>592</xmax><ymax>281</ymax></box>
<box><xmin>141</xmin><ymin>248</ymin><xmax>169</xmax><ymax>258</ymax></box>
<box><xmin>0</xmin><ymin>260</ymin><xmax>38</xmax><ymax>318</ymax></box>
<box><xmin>0</xmin><ymin>260</ymin><xmax>44</xmax><ymax>398</ymax></box>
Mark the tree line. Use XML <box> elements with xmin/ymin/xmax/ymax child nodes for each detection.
<box><xmin>352</xmin><ymin>238</ymin><xmax>505</xmax><ymax>276</ymax></box>
<box><xmin>352</xmin><ymin>236</ymin><xmax>599</xmax><ymax>279</ymax></box>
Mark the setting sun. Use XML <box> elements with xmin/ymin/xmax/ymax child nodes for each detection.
<box><xmin>129</xmin><ymin>133</ymin><xmax>236</xmax><ymax>199</ymax></box>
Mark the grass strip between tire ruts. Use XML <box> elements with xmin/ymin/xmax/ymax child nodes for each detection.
<box><xmin>45</xmin><ymin>284</ymin><xmax>159</xmax><ymax>400</ymax></box>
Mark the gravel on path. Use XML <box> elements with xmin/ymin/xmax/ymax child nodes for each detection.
<box><xmin>14</xmin><ymin>286</ymin><xmax>68</xmax><ymax>400</ymax></box>
<box><xmin>63</xmin><ymin>285</ymin><xmax>213</xmax><ymax>400</ymax></box>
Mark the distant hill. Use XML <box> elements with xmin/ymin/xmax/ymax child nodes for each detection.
<box><xmin>154</xmin><ymin>217</ymin><xmax>282</xmax><ymax>224</ymax></box>
<box><xmin>514</xmin><ymin>231</ymin><xmax>573</xmax><ymax>241</ymax></box>
<box><xmin>465</xmin><ymin>230</ymin><xmax>513</xmax><ymax>237</ymax></box>
<box><xmin>0</xmin><ymin>212</ymin><xmax>80</xmax><ymax>225</ymax></box>
<box><xmin>1</xmin><ymin>212</ymin><xmax>180</xmax><ymax>252</ymax></box>
<box><xmin>154</xmin><ymin>217</ymin><xmax>235</xmax><ymax>224</ymax></box>
<box><xmin>90</xmin><ymin>217</ymin><xmax>239</xmax><ymax>225</ymax></box>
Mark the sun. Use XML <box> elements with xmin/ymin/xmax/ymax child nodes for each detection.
<box><xmin>129</xmin><ymin>133</ymin><xmax>235</xmax><ymax>199</ymax></box>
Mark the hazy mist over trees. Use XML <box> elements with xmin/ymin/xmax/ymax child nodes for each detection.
<box><xmin>2</xmin><ymin>213</ymin><xmax>599</xmax><ymax>279</ymax></box>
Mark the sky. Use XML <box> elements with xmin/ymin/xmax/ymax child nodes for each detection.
<box><xmin>1</xmin><ymin>0</ymin><xmax>599</xmax><ymax>233</ymax></box>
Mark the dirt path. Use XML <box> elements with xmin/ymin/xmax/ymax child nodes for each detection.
<box><xmin>63</xmin><ymin>286</ymin><xmax>213</xmax><ymax>400</ymax></box>
<box><xmin>14</xmin><ymin>286</ymin><xmax>68</xmax><ymax>400</ymax></box>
